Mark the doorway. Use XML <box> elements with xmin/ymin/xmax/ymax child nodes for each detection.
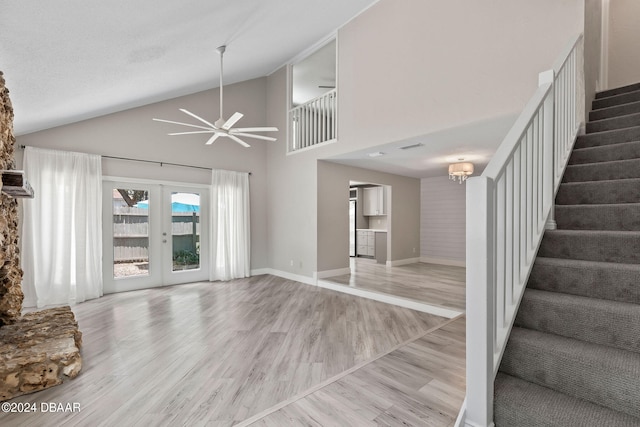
<box><xmin>102</xmin><ymin>179</ymin><xmax>209</xmax><ymax>293</ymax></box>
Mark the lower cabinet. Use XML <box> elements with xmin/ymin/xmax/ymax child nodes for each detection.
<box><xmin>356</xmin><ymin>230</ymin><xmax>375</xmax><ymax>257</ymax></box>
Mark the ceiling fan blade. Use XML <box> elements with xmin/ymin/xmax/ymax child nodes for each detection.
<box><xmin>231</xmin><ymin>127</ymin><xmax>278</xmax><ymax>133</ymax></box>
<box><xmin>227</xmin><ymin>133</ymin><xmax>251</xmax><ymax>148</ymax></box>
<box><xmin>152</xmin><ymin>118</ymin><xmax>213</xmax><ymax>131</ymax></box>
<box><xmin>205</xmin><ymin>133</ymin><xmax>222</xmax><ymax>145</ymax></box>
<box><xmin>222</xmin><ymin>112</ymin><xmax>244</xmax><ymax>130</ymax></box>
<box><xmin>232</xmin><ymin>132</ymin><xmax>277</xmax><ymax>142</ymax></box>
<box><xmin>168</xmin><ymin>130</ymin><xmax>216</xmax><ymax>136</ymax></box>
<box><xmin>180</xmin><ymin>109</ymin><xmax>219</xmax><ymax>129</ymax></box>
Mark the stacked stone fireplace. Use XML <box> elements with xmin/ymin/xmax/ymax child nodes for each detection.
<box><xmin>0</xmin><ymin>71</ymin><xmax>82</xmax><ymax>401</ymax></box>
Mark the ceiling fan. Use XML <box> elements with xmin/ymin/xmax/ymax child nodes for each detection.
<box><xmin>153</xmin><ymin>45</ymin><xmax>278</xmax><ymax>147</ymax></box>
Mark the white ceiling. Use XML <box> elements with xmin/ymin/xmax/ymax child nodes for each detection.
<box><xmin>327</xmin><ymin>115</ymin><xmax>517</xmax><ymax>179</ymax></box>
<box><xmin>1</xmin><ymin>0</ymin><xmax>376</xmax><ymax>135</ymax></box>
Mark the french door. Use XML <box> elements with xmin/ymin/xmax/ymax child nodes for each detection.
<box><xmin>102</xmin><ymin>179</ymin><xmax>209</xmax><ymax>293</ymax></box>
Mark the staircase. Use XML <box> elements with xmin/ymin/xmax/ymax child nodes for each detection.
<box><xmin>493</xmin><ymin>83</ymin><xmax>640</xmax><ymax>426</ymax></box>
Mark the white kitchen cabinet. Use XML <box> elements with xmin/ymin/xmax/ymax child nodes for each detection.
<box><xmin>356</xmin><ymin>230</ymin><xmax>375</xmax><ymax>257</ymax></box>
<box><xmin>362</xmin><ymin>186</ymin><xmax>386</xmax><ymax>216</ymax></box>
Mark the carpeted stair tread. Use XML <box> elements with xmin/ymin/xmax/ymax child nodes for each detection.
<box><xmin>575</xmin><ymin>126</ymin><xmax>640</xmax><ymax>149</ymax></box>
<box><xmin>515</xmin><ymin>288</ymin><xmax>640</xmax><ymax>353</ymax></box>
<box><xmin>596</xmin><ymin>82</ymin><xmax>640</xmax><ymax>99</ymax></box>
<box><xmin>592</xmin><ymin>89</ymin><xmax>640</xmax><ymax>110</ymax></box>
<box><xmin>555</xmin><ymin>203</ymin><xmax>640</xmax><ymax>230</ymax></box>
<box><xmin>529</xmin><ymin>257</ymin><xmax>640</xmax><ymax>304</ymax></box>
<box><xmin>562</xmin><ymin>158</ymin><xmax>640</xmax><ymax>182</ymax></box>
<box><xmin>500</xmin><ymin>327</ymin><xmax>640</xmax><ymax>419</ymax></box>
<box><xmin>569</xmin><ymin>140</ymin><xmax>640</xmax><ymax>164</ymax></box>
<box><xmin>494</xmin><ymin>372</ymin><xmax>640</xmax><ymax>427</ymax></box>
<box><xmin>538</xmin><ymin>230</ymin><xmax>640</xmax><ymax>264</ymax></box>
<box><xmin>586</xmin><ymin>112</ymin><xmax>640</xmax><ymax>133</ymax></box>
<box><xmin>556</xmin><ymin>178</ymin><xmax>640</xmax><ymax>205</ymax></box>
<box><xmin>589</xmin><ymin>100</ymin><xmax>640</xmax><ymax>121</ymax></box>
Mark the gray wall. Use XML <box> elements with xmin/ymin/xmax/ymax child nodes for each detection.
<box><xmin>17</xmin><ymin>77</ymin><xmax>270</xmax><ymax>269</ymax></box>
<box><xmin>607</xmin><ymin>0</ymin><xmax>640</xmax><ymax>88</ymax></box>
<box><xmin>317</xmin><ymin>161</ymin><xmax>420</xmax><ymax>272</ymax></box>
<box><xmin>583</xmin><ymin>0</ymin><xmax>603</xmax><ymax>118</ymax></box>
<box><xmin>420</xmin><ymin>176</ymin><xmax>466</xmax><ymax>265</ymax></box>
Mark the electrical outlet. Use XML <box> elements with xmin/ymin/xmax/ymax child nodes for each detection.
<box><xmin>290</xmin><ymin>260</ymin><xmax>294</xmax><ymax>266</ymax></box>
<box><xmin>413</xmin><ymin>247</ymin><xmax>416</xmax><ymax>253</ymax></box>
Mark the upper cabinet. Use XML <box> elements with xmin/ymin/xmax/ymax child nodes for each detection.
<box><xmin>363</xmin><ymin>186</ymin><xmax>386</xmax><ymax>216</ymax></box>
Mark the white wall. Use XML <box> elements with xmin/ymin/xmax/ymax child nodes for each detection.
<box><xmin>607</xmin><ymin>0</ymin><xmax>640</xmax><ymax>88</ymax></box>
<box><xmin>420</xmin><ymin>176</ymin><xmax>465</xmax><ymax>265</ymax></box>
<box><xmin>583</xmin><ymin>0</ymin><xmax>603</xmax><ymax>115</ymax></box>
<box><xmin>17</xmin><ymin>78</ymin><xmax>270</xmax><ymax>269</ymax></box>
<box><xmin>336</xmin><ymin>0</ymin><xmax>584</xmax><ymax>153</ymax></box>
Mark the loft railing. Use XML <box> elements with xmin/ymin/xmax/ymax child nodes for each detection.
<box><xmin>288</xmin><ymin>89</ymin><xmax>337</xmax><ymax>152</ymax></box>
<box><xmin>462</xmin><ymin>34</ymin><xmax>583</xmax><ymax>427</ymax></box>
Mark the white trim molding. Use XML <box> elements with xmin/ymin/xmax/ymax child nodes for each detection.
<box><xmin>317</xmin><ymin>279</ymin><xmax>463</xmax><ymax>318</ymax></box>
<box><xmin>385</xmin><ymin>257</ymin><xmax>420</xmax><ymax>267</ymax></box>
<box><xmin>252</xmin><ymin>268</ymin><xmax>316</xmax><ymax>286</ymax></box>
<box><xmin>314</xmin><ymin>267</ymin><xmax>351</xmax><ymax>280</ymax></box>
<box><xmin>420</xmin><ymin>257</ymin><xmax>466</xmax><ymax>268</ymax></box>
<box><xmin>600</xmin><ymin>0</ymin><xmax>610</xmax><ymax>90</ymax></box>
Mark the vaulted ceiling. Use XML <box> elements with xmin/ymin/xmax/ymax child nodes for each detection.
<box><xmin>1</xmin><ymin>0</ymin><xmax>376</xmax><ymax>135</ymax></box>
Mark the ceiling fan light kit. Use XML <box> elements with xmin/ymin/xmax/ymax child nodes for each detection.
<box><xmin>153</xmin><ymin>45</ymin><xmax>278</xmax><ymax>147</ymax></box>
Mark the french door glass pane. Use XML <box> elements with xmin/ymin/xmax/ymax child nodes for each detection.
<box><xmin>171</xmin><ymin>192</ymin><xmax>201</xmax><ymax>271</ymax></box>
<box><xmin>112</xmin><ymin>188</ymin><xmax>150</xmax><ymax>278</ymax></box>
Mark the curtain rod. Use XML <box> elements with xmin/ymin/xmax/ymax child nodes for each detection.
<box><xmin>18</xmin><ymin>145</ymin><xmax>251</xmax><ymax>175</ymax></box>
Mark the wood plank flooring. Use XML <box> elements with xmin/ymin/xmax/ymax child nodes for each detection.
<box><xmin>0</xmin><ymin>275</ymin><xmax>463</xmax><ymax>426</ymax></box>
<box><xmin>324</xmin><ymin>259</ymin><xmax>466</xmax><ymax>311</ymax></box>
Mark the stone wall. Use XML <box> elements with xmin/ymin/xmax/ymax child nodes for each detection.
<box><xmin>0</xmin><ymin>71</ymin><xmax>24</xmax><ymax>326</ymax></box>
<box><xmin>0</xmin><ymin>72</ymin><xmax>82</xmax><ymax>401</ymax></box>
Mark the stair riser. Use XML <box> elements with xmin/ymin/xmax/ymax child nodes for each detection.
<box><xmin>555</xmin><ymin>204</ymin><xmax>640</xmax><ymax>231</ymax></box>
<box><xmin>529</xmin><ymin>260</ymin><xmax>640</xmax><ymax>304</ymax></box>
<box><xmin>569</xmin><ymin>141</ymin><xmax>640</xmax><ymax>164</ymax></box>
<box><xmin>593</xmin><ymin>91</ymin><xmax>640</xmax><ymax>110</ymax></box>
<box><xmin>562</xmin><ymin>159</ymin><xmax>640</xmax><ymax>182</ymax></box>
<box><xmin>590</xmin><ymin>101</ymin><xmax>640</xmax><ymax>121</ymax></box>
<box><xmin>556</xmin><ymin>179</ymin><xmax>640</xmax><ymax>204</ymax></box>
<box><xmin>596</xmin><ymin>83</ymin><xmax>640</xmax><ymax>99</ymax></box>
<box><xmin>494</xmin><ymin>373</ymin><xmax>640</xmax><ymax>427</ymax></box>
<box><xmin>538</xmin><ymin>231</ymin><xmax>640</xmax><ymax>264</ymax></box>
<box><xmin>575</xmin><ymin>126</ymin><xmax>640</xmax><ymax>149</ymax></box>
<box><xmin>515</xmin><ymin>290</ymin><xmax>640</xmax><ymax>353</ymax></box>
<box><xmin>500</xmin><ymin>331</ymin><xmax>640</xmax><ymax>419</ymax></box>
<box><xmin>586</xmin><ymin>114</ymin><xmax>640</xmax><ymax>133</ymax></box>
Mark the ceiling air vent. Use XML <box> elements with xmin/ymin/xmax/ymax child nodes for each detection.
<box><xmin>399</xmin><ymin>142</ymin><xmax>423</xmax><ymax>150</ymax></box>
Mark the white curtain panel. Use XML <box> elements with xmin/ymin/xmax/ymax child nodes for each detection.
<box><xmin>22</xmin><ymin>147</ymin><xmax>103</xmax><ymax>307</ymax></box>
<box><xmin>210</xmin><ymin>169</ymin><xmax>250</xmax><ymax>281</ymax></box>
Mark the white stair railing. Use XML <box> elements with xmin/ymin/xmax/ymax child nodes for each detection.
<box><xmin>288</xmin><ymin>89</ymin><xmax>337</xmax><ymax>152</ymax></box>
<box><xmin>463</xmin><ymin>34</ymin><xmax>583</xmax><ymax>427</ymax></box>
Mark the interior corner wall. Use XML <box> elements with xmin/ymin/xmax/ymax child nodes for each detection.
<box><xmin>317</xmin><ymin>161</ymin><xmax>420</xmax><ymax>273</ymax></box>
<box><xmin>607</xmin><ymin>0</ymin><xmax>640</xmax><ymax>88</ymax></box>
<box><xmin>16</xmin><ymin>77</ymin><xmax>270</xmax><ymax>270</ymax></box>
<box><xmin>420</xmin><ymin>176</ymin><xmax>465</xmax><ymax>265</ymax></box>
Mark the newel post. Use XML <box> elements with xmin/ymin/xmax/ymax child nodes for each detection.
<box><xmin>465</xmin><ymin>175</ymin><xmax>496</xmax><ymax>427</ymax></box>
<box><xmin>539</xmin><ymin>69</ymin><xmax>557</xmax><ymax>230</ymax></box>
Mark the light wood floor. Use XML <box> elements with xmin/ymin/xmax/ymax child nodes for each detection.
<box><xmin>324</xmin><ymin>259</ymin><xmax>466</xmax><ymax>311</ymax></box>
<box><xmin>2</xmin><ymin>275</ymin><xmax>465</xmax><ymax>426</ymax></box>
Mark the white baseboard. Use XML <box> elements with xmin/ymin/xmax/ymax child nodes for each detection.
<box><xmin>317</xmin><ymin>279</ymin><xmax>463</xmax><ymax>318</ymax></box>
<box><xmin>314</xmin><ymin>267</ymin><xmax>351</xmax><ymax>280</ymax></box>
<box><xmin>420</xmin><ymin>257</ymin><xmax>466</xmax><ymax>268</ymax></box>
<box><xmin>253</xmin><ymin>268</ymin><xmax>316</xmax><ymax>286</ymax></box>
<box><xmin>385</xmin><ymin>257</ymin><xmax>420</xmax><ymax>267</ymax></box>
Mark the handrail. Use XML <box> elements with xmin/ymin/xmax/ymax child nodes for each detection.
<box><xmin>463</xmin><ymin>33</ymin><xmax>583</xmax><ymax>427</ymax></box>
<box><xmin>288</xmin><ymin>89</ymin><xmax>337</xmax><ymax>152</ymax></box>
